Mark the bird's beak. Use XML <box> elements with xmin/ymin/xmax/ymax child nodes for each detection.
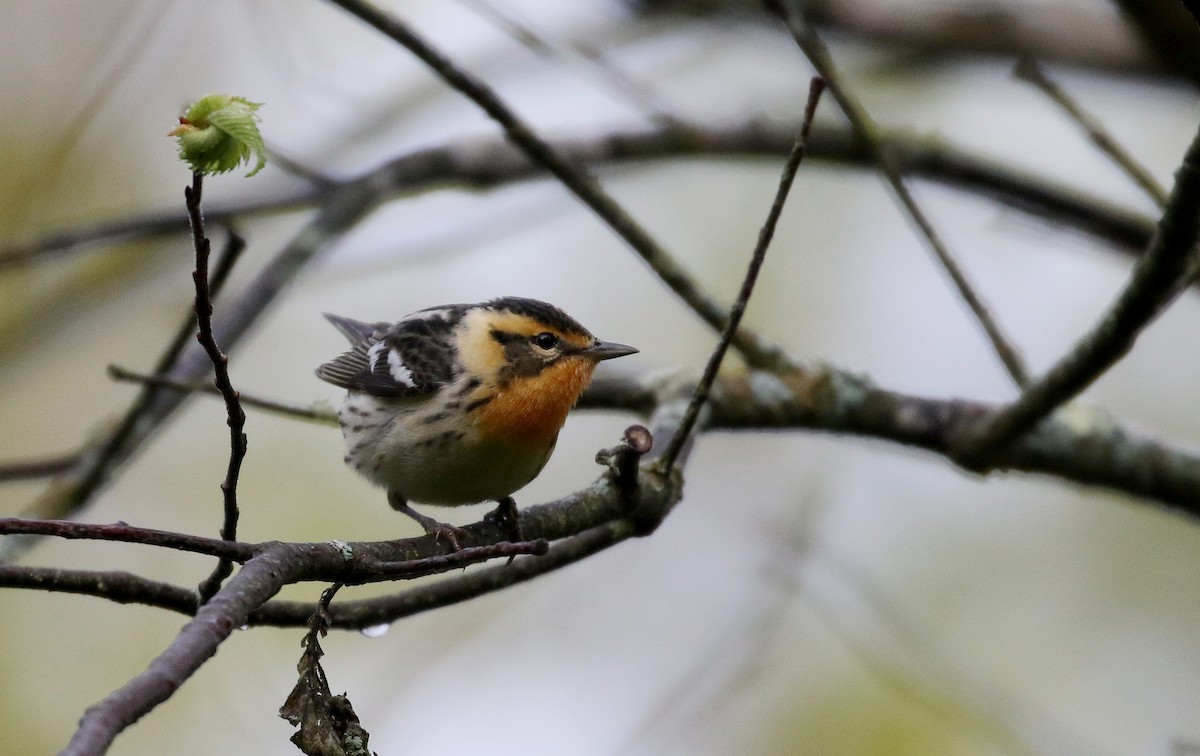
<box><xmin>584</xmin><ymin>340</ymin><xmax>638</xmax><ymax>361</ymax></box>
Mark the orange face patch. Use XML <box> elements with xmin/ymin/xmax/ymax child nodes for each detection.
<box><xmin>474</xmin><ymin>356</ymin><xmax>596</xmax><ymax>447</ymax></box>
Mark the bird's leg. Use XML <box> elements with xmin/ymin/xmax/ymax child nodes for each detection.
<box><xmin>485</xmin><ymin>496</ymin><xmax>523</xmax><ymax>543</ymax></box>
<box><xmin>388</xmin><ymin>490</ymin><xmax>465</xmax><ymax>550</ymax></box>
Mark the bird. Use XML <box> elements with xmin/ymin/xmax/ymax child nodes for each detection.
<box><xmin>315</xmin><ymin>296</ymin><xmax>638</xmax><ymax>547</ymax></box>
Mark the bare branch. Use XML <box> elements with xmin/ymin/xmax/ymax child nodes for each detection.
<box><xmin>0</xmin><ymin>452</ymin><xmax>79</xmax><ymax>482</ymax></box>
<box><xmin>770</xmin><ymin>0</ymin><xmax>1029</xmax><ymax>388</ymax></box>
<box><xmin>452</xmin><ymin>0</ymin><xmax>679</xmax><ymax>128</ymax></box>
<box><xmin>11</xmin><ymin>350</ymin><xmax>1200</xmax><ymax>636</ymax></box>
<box><xmin>108</xmin><ymin>365</ymin><xmax>338</xmax><ymax>425</ymax></box>
<box><xmin>636</xmin><ymin>0</ymin><xmax>1160</xmax><ymax>76</ymax></box>
<box><xmin>0</xmin><ymin>122</ymin><xmax>1156</xmax><ymax>271</ymax></box>
<box><xmin>257</xmin><ymin>520</ymin><xmax>642</xmax><ymax>632</ymax></box>
<box><xmin>1015</xmin><ymin>58</ymin><xmax>1168</xmax><ymax>206</ymax></box>
<box><xmin>150</xmin><ymin>227</ymin><xmax>247</xmax><ymax>380</ymax></box>
<box><xmin>659</xmin><ymin>77</ymin><xmax>826</xmax><ymax>471</ymax></box>
<box><xmin>59</xmin><ymin>421</ymin><xmax>681</xmax><ymax>751</ymax></box>
<box><xmin>0</xmin><ymin>518</ymin><xmax>255</xmax><ymax>561</ymax></box>
<box><xmin>326</xmin><ymin>0</ymin><xmax>789</xmax><ymax>370</ymax></box>
<box><xmin>957</xmin><ymin>119</ymin><xmax>1200</xmax><ymax>466</ymax></box>
<box><xmin>184</xmin><ymin>173</ymin><xmax>249</xmax><ymax>603</ymax></box>
<box><xmin>0</xmin><ymin>231</ymin><xmax>247</xmax><ymax>562</ymax></box>
<box><xmin>343</xmin><ymin>539</ymin><xmax>550</xmax><ymax>584</ymax></box>
<box><xmin>4</xmin><ymin>153</ymin><xmax>400</xmax><ymax>560</ymax></box>
<box><xmin>62</xmin><ymin>546</ymin><xmax>308</xmax><ymax>756</ymax></box>
<box><xmin>0</xmin><ymin>565</ymin><xmax>198</xmax><ymax>614</ymax></box>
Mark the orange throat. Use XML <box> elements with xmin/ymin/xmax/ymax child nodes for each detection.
<box><xmin>475</xmin><ymin>358</ymin><xmax>596</xmax><ymax>447</ymax></box>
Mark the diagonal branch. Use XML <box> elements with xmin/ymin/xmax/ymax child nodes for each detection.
<box><xmin>326</xmin><ymin>0</ymin><xmax>789</xmax><ymax>370</ymax></box>
<box><xmin>956</xmin><ymin>118</ymin><xmax>1200</xmax><ymax>466</ymax></box>
<box><xmin>658</xmin><ymin>77</ymin><xmax>826</xmax><ymax>470</ymax></box>
<box><xmin>1014</xmin><ymin>58</ymin><xmax>1168</xmax><ymax>206</ymax></box>
<box><xmin>3</xmin><ymin>151</ymin><xmax>404</xmax><ymax>561</ymax></box>
<box><xmin>770</xmin><ymin>0</ymin><xmax>1030</xmax><ymax>388</ymax></box>
<box><xmin>452</xmin><ymin>0</ymin><xmax>678</xmax><ymax>128</ymax></box>
<box><xmin>61</xmin><ymin>546</ymin><xmax>308</xmax><ymax>756</ymax></box>
<box><xmin>57</xmin><ymin>417</ymin><xmax>677</xmax><ymax>753</ymax></box>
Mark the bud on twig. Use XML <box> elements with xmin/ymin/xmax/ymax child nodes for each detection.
<box><xmin>169</xmin><ymin>94</ymin><xmax>266</xmax><ymax>177</ymax></box>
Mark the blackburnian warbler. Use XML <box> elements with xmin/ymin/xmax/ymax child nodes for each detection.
<box><xmin>316</xmin><ymin>297</ymin><xmax>637</xmax><ymax>544</ymax></box>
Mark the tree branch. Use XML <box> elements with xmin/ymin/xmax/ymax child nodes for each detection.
<box><xmin>62</xmin><ymin>546</ymin><xmax>307</xmax><ymax>756</ymax></box>
<box><xmin>0</xmin><ymin>518</ymin><xmax>256</xmax><ymax>561</ymax></box>
<box><xmin>10</xmin><ymin>350</ymin><xmax>1200</xmax><ymax>637</ymax></box>
<box><xmin>0</xmin><ymin>121</ymin><xmax>1155</xmax><ymax>271</ymax></box>
<box><xmin>0</xmin><ymin>452</ymin><xmax>79</xmax><ymax>482</ymax></box>
<box><xmin>956</xmin><ymin>118</ymin><xmax>1200</xmax><ymax>466</ymax></box>
<box><xmin>326</xmin><ymin>0</ymin><xmax>790</xmax><ymax>370</ymax></box>
<box><xmin>184</xmin><ymin>173</ymin><xmax>249</xmax><ymax>603</ymax></box>
<box><xmin>3</xmin><ymin>145</ymin><xmax>413</xmax><ymax>560</ymax></box>
<box><xmin>453</xmin><ymin>0</ymin><xmax>678</xmax><ymax>128</ymax></box>
<box><xmin>771</xmin><ymin>0</ymin><xmax>1030</xmax><ymax>388</ymax></box>
<box><xmin>107</xmin><ymin>365</ymin><xmax>338</xmax><ymax>425</ymax></box>
<box><xmin>660</xmin><ymin>77</ymin><xmax>825</xmax><ymax>470</ymax></box>
<box><xmin>0</xmin><ymin>565</ymin><xmax>199</xmax><ymax>614</ymax></box>
<box><xmin>57</xmin><ymin>419</ymin><xmax>675</xmax><ymax>751</ymax></box>
<box><xmin>1015</xmin><ymin>58</ymin><xmax>1168</xmax><ymax>206</ymax></box>
<box><xmin>636</xmin><ymin>0</ymin><xmax>1161</xmax><ymax>77</ymax></box>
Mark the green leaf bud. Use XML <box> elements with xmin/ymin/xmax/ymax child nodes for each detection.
<box><xmin>169</xmin><ymin>94</ymin><xmax>266</xmax><ymax>177</ymax></box>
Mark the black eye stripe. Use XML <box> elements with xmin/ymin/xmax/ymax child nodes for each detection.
<box><xmin>490</xmin><ymin>328</ymin><xmax>520</xmax><ymax>344</ymax></box>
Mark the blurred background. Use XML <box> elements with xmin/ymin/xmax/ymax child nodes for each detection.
<box><xmin>2</xmin><ymin>1</ymin><xmax>1199</xmax><ymax>754</ymax></box>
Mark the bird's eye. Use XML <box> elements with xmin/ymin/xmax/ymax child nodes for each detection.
<box><xmin>532</xmin><ymin>332</ymin><xmax>559</xmax><ymax>350</ymax></box>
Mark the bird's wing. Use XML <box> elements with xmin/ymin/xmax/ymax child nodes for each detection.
<box><xmin>315</xmin><ymin>309</ymin><xmax>462</xmax><ymax>397</ymax></box>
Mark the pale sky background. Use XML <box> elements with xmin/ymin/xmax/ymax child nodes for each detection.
<box><xmin>1</xmin><ymin>2</ymin><xmax>1199</xmax><ymax>755</ymax></box>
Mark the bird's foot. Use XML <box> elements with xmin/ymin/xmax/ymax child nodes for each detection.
<box><xmin>392</xmin><ymin>498</ymin><xmax>467</xmax><ymax>550</ymax></box>
<box><xmin>485</xmin><ymin>496</ymin><xmax>523</xmax><ymax>543</ymax></box>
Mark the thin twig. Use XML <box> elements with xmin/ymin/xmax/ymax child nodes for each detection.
<box><xmin>62</xmin><ymin>545</ymin><xmax>308</xmax><ymax>756</ymax></box>
<box><xmin>327</xmin><ymin>0</ymin><xmax>789</xmax><ymax>370</ymax></box>
<box><xmin>19</xmin><ymin>119</ymin><xmax>551</xmax><ymax>536</ymax></box>
<box><xmin>956</xmin><ymin>119</ymin><xmax>1200</xmax><ymax>466</ymax></box>
<box><xmin>0</xmin><ymin>452</ymin><xmax>80</xmax><ymax>482</ymax></box>
<box><xmin>7</xmin><ymin>163</ymin><xmax>326</xmax><ymax>561</ymax></box>
<box><xmin>185</xmin><ymin>173</ymin><xmax>249</xmax><ymax>604</ymax></box>
<box><xmin>0</xmin><ymin>122</ymin><xmax>1157</xmax><ymax>271</ymax></box>
<box><xmin>0</xmin><ymin>518</ymin><xmax>256</xmax><ymax>561</ymax></box>
<box><xmin>657</xmin><ymin>78</ymin><xmax>826</xmax><ymax>471</ymax></box>
<box><xmin>268</xmin><ymin>520</ymin><xmax>638</xmax><ymax>631</ymax></box>
<box><xmin>770</xmin><ymin>0</ymin><xmax>1030</xmax><ymax>388</ymax></box>
<box><xmin>453</xmin><ymin>0</ymin><xmax>678</xmax><ymax>128</ymax></box>
<box><xmin>346</xmin><ymin>539</ymin><xmax>550</xmax><ymax>583</ymax></box>
<box><xmin>108</xmin><ymin>365</ymin><xmax>338</xmax><ymax>424</ymax></box>
<box><xmin>150</xmin><ymin>228</ymin><xmax>246</xmax><ymax>379</ymax></box>
<box><xmin>0</xmin><ymin>565</ymin><xmax>200</xmax><ymax>613</ymax></box>
<box><xmin>638</xmin><ymin>0</ymin><xmax>1159</xmax><ymax>76</ymax></box>
<box><xmin>1014</xmin><ymin>58</ymin><xmax>1168</xmax><ymax>207</ymax></box>
<box><xmin>14</xmin><ymin>345</ymin><xmax>1200</xmax><ymax>633</ymax></box>
<box><xmin>0</xmin><ymin>229</ymin><xmax>246</xmax><ymax>563</ymax></box>
<box><xmin>60</xmin><ymin>444</ymin><xmax>682</xmax><ymax>751</ymax></box>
